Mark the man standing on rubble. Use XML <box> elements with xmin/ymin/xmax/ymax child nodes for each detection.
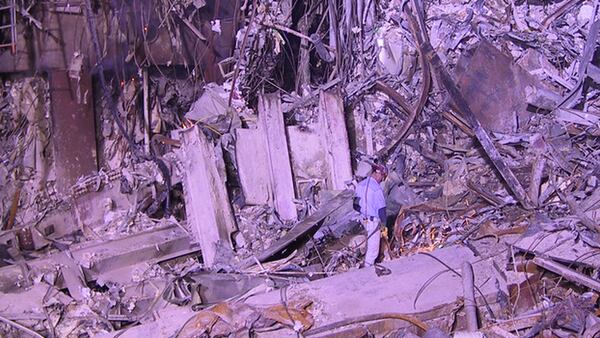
<box><xmin>354</xmin><ymin>164</ymin><xmax>388</xmax><ymax>267</ymax></box>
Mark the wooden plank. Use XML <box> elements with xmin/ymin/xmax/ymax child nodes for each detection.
<box><xmin>318</xmin><ymin>89</ymin><xmax>353</xmax><ymax>190</ymax></box>
<box><xmin>258</xmin><ymin>93</ymin><xmax>298</xmax><ymax>221</ymax></box>
<box><xmin>241</xmin><ymin>190</ymin><xmax>354</xmax><ymax>268</ymax></box>
<box><xmin>235</xmin><ymin>128</ymin><xmax>271</xmax><ymax>205</ymax></box>
<box><xmin>179</xmin><ymin>126</ymin><xmax>236</xmax><ymax>267</ymax></box>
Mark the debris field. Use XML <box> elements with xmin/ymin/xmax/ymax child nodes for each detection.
<box><xmin>1</xmin><ymin>0</ymin><xmax>600</xmax><ymax>337</ymax></box>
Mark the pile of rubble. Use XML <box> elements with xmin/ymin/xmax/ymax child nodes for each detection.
<box><xmin>1</xmin><ymin>0</ymin><xmax>600</xmax><ymax>337</ymax></box>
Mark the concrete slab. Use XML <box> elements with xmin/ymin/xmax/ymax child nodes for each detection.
<box><xmin>318</xmin><ymin>89</ymin><xmax>353</xmax><ymax>190</ymax></box>
<box><xmin>258</xmin><ymin>93</ymin><xmax>298</xmax><ymax>222</ymax></box>
<box><xmin>106</xmin><ymin>245</ymin><xmax>503</xmax><ymax>338</ymax></box>
<box><xmin>235</xmin><ymin>128</ymin><xmax>271</xmax><ymax>205</ymax></box>
<box><xmin>246</xmin><ymin>246</ymin><xmax>502</xmax><ymax>336</ymax></box>
<box><xmin>245</xmin><ymin>246</ymin><xmax>499</xmax><ymax>319</ymax></box>
<box><xmin>178</xmin><ymin>126</ymin><xmax>236</xmax><ymax>266</ymax></box>
<box><xmin>0</xmin><ymin>283</ymin><xmax>57</xmax><ymax>322</ymax></box>
<box><xmin>513</xmin><ymin>230</ymin><xmax>600</xmax><ymax>269</ymax></box>
<box><xmin>287</xmin><ymin>125</ymin><xmax>328</xmax><ymax>190</ymax></box>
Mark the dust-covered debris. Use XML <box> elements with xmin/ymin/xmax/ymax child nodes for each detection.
<box><xmin>2</xmin><ymin>0</ymin><xmax>600</xmax><ymax>336</ymax></box>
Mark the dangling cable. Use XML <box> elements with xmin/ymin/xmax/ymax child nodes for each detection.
<box><xmin>83</xmin><ymin>0</ymin><xmax>171</xmax><ymax>214</ymax></box>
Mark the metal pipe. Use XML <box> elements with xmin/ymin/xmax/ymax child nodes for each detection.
<box><xmin>304</xmin><ymin>313</ymin><xmax>428</xmax><ymax>336</ymax></box>
<box><xmin>462</xmin><ymin>261</ymin><xmax>478</xmax><ymax>332</ymax></box>
<box><xmin>10</xmin><ymin>0</ymin><xmax>16</xmax><ymax>54</ymax></box>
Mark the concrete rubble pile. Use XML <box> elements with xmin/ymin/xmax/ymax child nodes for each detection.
<box><xmin>1</xmin><ymin>0</ymin><xmax>600</xmax><ymax>337</ymax></box>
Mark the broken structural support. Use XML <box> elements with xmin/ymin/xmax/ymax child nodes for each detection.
<box><xmin>241</xmin><ymin>189</ymin><xmax>354</xmax><ymax>268</ymax></box>
<box><xmin>49</xmin><ymin>70</ymin><xmax>98</xmax><ymax>193</ymax></box>
<box><xmin>178</xmin><ymin>125</ymin><xmax>236</xmax><ymax>266</ymax></box>
<box><xmin>318</xmin><ymin>88</ymin><xmax>353</xmax><ymax>190</ymax></box>
<box><xmin>533</xmin><ymin>257</ymin><xmax>600</xmax><ymax>292</ymax></box>
<box><xmin>409</xmin><ymin>8</ymin><xmax>533</xmax><ymax>209</ymax></box>
<box><xmin>0</xmin><ymin>225</ymin><xmax>191</xmax><ymax>291</ymax></box>
<box><xmin>56</xmin><ymin>250</ymin><xmax>89</xmax><ymax>302</ymax></box>
<box><xmin>258</xmin><ymin>92</ymin><xmax>298</xmax><ymax>222</ymax></box>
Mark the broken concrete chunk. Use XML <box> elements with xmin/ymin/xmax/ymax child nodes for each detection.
<box><xmin>377</xmin><ymin>30</ymin><xmax>405</xmax><ymax>76</ymax></box>
<box><xmin>185</xmin><ymin>83</ymin><xmax>228</xmax><ymax>122</ymax></box>
<box><xmin>388</xmin><ymin>183</ymin><xmax>421</xmax><ymax>214</ymax></box>
<box><xmin>185</xmin><ymin>83</ymin><xmax>241</xmax><ymax>132</ymax></box>
<box><xmin>355</xmin><ymin>160</ymin><xmax>373</xmax><ymax>178</ymax></box>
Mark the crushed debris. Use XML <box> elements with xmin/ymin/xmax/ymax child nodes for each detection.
<box><xmin>1</xmin><ymin>0</ymin><xmax>600</xmax><ymax>336</ymax></box>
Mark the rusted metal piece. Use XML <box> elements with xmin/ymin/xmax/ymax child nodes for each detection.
<box><xmin>508</xmin><ymin>274</ymin><xmax>542</xmax><ymax>315</ymax></box>
<box><xmin>304</xmin><ymin>313</ymin><xmax>428</xmax><ymax>337</ymax></box>
<box><xmin>17</xmin><ymin>227</ymin><xmax>34</xmax><ymax>251</ymax></box>
<box><xmin>49</xmin><ymin>70</ymin><xmax>98</xmax><ymax>194</ymax></box>
<box><xmin>3</xmin><ymin>185</ymin><xmax>21</xmax><ymax>230</ymax></box>
<box><xmin>406</xmin><ymin>5</ymin><xmax>533</xmax><ymax>209</ymax></box>
<box><xmin>454</xmin><ymin>41</ymin><xmax>535</xmax><ymax>133</ymax></box>
<box><xmin>533</xmin><ymin>257</ymin><xmax>600</xmax><ymax>292</ymax></box>
<box><xmin>151</xmin><ymin>134</ymin><xmax>181</xmax><ymax>148</ymax></box>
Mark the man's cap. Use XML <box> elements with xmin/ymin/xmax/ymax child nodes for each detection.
<box><xmin>372</xmin><ymin>163</ymin><xmax>388</xmax><ymax>175</ymax></box>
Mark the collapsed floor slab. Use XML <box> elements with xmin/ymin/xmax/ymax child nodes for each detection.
<box><xmin>100</xmin><ymin>245</ymin><xmax>504</xmax><ymax>337</ymax></box>
<box><xmin>245</xmin><ymin>246</ymin><xmax>502</xmax><ymax>337</ymax></box>
<box><xmin>0</xmin><ymin>225</ymin><xmax>191</xmax><ymax>292</ymax></box>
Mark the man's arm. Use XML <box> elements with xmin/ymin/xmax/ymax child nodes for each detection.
<box><xmin>374</xmin><ymin>189</ymin><xmax>387</xmax><ymax>222</ymax></box>
<box><xmin>353</xmin><ymin>197</ymin><xmax>362</xmax><ymax>212</ymax></box>
<box><xmin>378</xmin><ymin>206</ymin><xmax>386</xmax><ymax>222</ymax></box>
